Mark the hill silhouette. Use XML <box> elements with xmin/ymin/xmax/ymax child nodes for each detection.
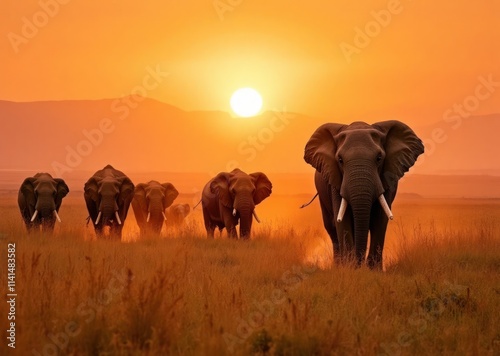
<box><xmin>1</xmin><ymin>99</ymin><xmax>499</xmax><ymax>198</ymax></box>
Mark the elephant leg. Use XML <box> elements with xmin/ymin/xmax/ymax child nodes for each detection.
<box><xmin>94</xmin><ymin>225</ymin><xmax>104</xmax><ymax>239</ymax></box>
<box><xmin>220</xmin><ymin>209</ymin><xmax>237</xmax><ymax>239</ymax></box>
<box><xmin>318</xmin><ymin>189</ymin><xmax>342</xmax><ymax>262</ymax></box>
<box><xmin>111</xmin><ymin>224</ymin><xmax>123</xmax><ymax>240</ymax></box>
<box><xmin>227</xmin><ymin>226</ymin><xmax>237</xmax><ymax>239</ymax></box>
<box><xmin>25</xmin><ymin>221</ymin><xmax>34</xmax><ymax>233</ymax></box>
<box><xmin>320</xmin><ymin>207</ymin><xmax>338</xmax><ymax>252</ymax></box>
<box><xmin>367</xmin><ymin>202</ymin><xmax>389</xmax><ymax>270</ymax></box>
<box><xmin>367</xmin><ymin>214</ymin><xmax>388</xmax><ymax>270</ymax></box>
<box><xmin>207</xmin><ymin>227</ymin><xmax>215</xmax><ymax>238</ymax></box>
<box><xmin>202</xmin><ymin>207</ymin><xmax>216</xmax><ymax>238</ymax></box>
<box><xmin>336</xmin><ymin>212</ymin><xmax>355</xmax><ymax>264</ymax></box>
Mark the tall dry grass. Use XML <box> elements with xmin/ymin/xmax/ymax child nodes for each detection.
<box><xmin>0</xmin><ymin>196</ymin><xmax>498</xmax><ymax>355</ymax></box>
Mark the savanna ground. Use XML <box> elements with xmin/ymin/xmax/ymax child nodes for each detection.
<box><xmin>0</xmin><ymin>192</ymin><xmax>499</xmax><ymax>355</ymax></box>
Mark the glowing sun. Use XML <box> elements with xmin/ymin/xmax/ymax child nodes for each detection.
<box><xmin>230</xmin><ymin>88</ymin><xmax>263</xmax><ymax>117</ymax></box>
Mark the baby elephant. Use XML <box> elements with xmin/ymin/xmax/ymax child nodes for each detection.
<box><xmin>18</xmin><ymin>173</ymin><xmax>69</xmax><ymax>232</ymax></box>
<box><xmin>165</xmin><ymin>203</ymin><xmax>191</xmax><ymax>227</ymax></box>
<box><xmin>202</xmin><ymin>168</ymin><xmax>272</xmax><ymax>239</ymax></box>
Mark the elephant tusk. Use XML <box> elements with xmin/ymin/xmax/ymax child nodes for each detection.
<box><xmin>162</xmin><ymin>212</ymin><xmax>167</xmax><ymax>221</ymax></box>
<box><xmin>30</xmin><ymin>210</ymin><xmax>39</xmax><ymax>222</ymax></box>
<box><xmin>232</xmin><ymin>208</ymin><xmax>237</xmax><ymax>217</ymax></box>
<box><xmin>378</xmin><ymin>194</ymin><xmax>394</xmax><ymax>220</ymax></box>
<box><xmin>337</xmin><ymin>198</ymin><xmax>348</xmax><ymax>223</ymax></box>
<box><xmin>53</xmin><ymin>210</ymin><xmax>62</xmax><ymax>222</ymax></box>
<box><xmin>115</xmin><ymin>211</ymin><xmax>122</xmax><ymax>225</ymax></box>
<box><xmin>146</xmin><ymin>212</ymin><xmax>151</xmax><ymax>223</ymax></box>
<box><xmin>95</xmin><ymin>211</ymin><xmax>102</xmax><ymax>225</ymax></box>
<box><xmin>252</xmin><ymin>210</ymin><xmax>261</xmax><ymax>223</ymax></box>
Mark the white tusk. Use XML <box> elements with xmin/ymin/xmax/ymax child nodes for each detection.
<box><xmin>162</xmin><ymin>212</ymin><xmax>167</xmax><ymax>221</ymax></box>
<box><xmin>95</xmin><ymin>211</ymin><xmax>102</xmax><ymax>225</ymax></box>
<box><xmin>378</xmin><ymin>194</ymin><xmax>394</xmax><ymax>220</ymax></box>
<box><xmin>146</xmin><ymin>212</ymin><xmax>151</xmax><ymax>223</ymax></box>
<box><xmin>53</xmin><ymin>210</ymin><xmax>61</xmax><ymax>222</ymax></box>
<box><xmin>30</xmin><ymin>210</ymin><xmax>39</xmax><ymax>222</ymax></box>
<box><xmin>252</xmin><ymin>210</ymin><xmax>261</xmax><ymax>223</ymax></box>
<box><xmin>232</xmin><ymin>208</ymin><xmax>237</xmax><ymax>217</ymax></box>
<box><xmin>115</xmin><ymin>211</ymin><xmax>122</xmax><ymax>225</ymax></box>
<box><xmin>337</xmin><ymin>198</ymin><xmax>347</xmax><ymax>223</ymax></box>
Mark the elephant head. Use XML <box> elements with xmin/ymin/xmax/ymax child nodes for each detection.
<box><xmin>18</xmin><ymin>173</ymin><xmax>69</xmax><ymax>232</ymax></box>
<box><xmin>209</xmin><ymin>168</ymin><xmax>272</xmax><ymax>238</ymax></box>
<box><xmin>304</xmin><ymin>121</ymin><xmax>424</xmax><ymax>266</ymax></box>
<box><xmin>166</xmin><ymin>203</ymin><xmax>191</xmax><ymax>226</ymax></box>
<box><xmin>84</xmin><ymin>165</ymin><xmax>134</xmax><ymax>239</ymax></box>
<box><xmin>132</xmin><ymin>181</ymin><xmax>179</xmax><ymax>235</ymax></box>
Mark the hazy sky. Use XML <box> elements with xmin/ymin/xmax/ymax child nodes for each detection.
<box><xmin>1</xmin><ymin>1</ymin><xmax>499</xmax><ymax>121</ymax></box>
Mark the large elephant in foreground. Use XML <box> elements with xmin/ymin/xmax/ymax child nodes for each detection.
<box><xmin>18</xmin><ymin>173</ymin><xmax>69</xmax><ymax>232</ymax></box>
<box><xmin>202</xmin><ymin>168</ymin><xmax>272</xmax><ymax>239</ymax></box>
<box><xmin>165</xmin><ymin>203</ymin><xmax>191</xmax><ymax>227</ymax></box>
<box><xmin>84</xmin><ymin>165</ymin><xmax>135</xmax><ymax>240</ymax></box>
<box><xmin>131</xmin><ymin>181</ymin><xmax>179</xmax><ymax>236</ymax></box>
<box><xmin>304</xmin><ymin>121</ymin><xmax>424</xmax><ymax>269</ymax></box>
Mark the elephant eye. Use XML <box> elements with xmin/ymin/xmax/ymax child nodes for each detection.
<box><xmin>377</xmin><ymin>154</ymin><xmax>382</xmax><ymax>163</ymax></box>
<box><xmin>338</xmin><ymin>157</ymin><xmax>343</xmax><ymax>165</ymax></box>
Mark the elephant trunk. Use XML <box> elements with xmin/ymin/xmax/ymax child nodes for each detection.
<box><xmin>99</xmin><ymin>199</ymin><xmax>119</xmax><ymax>225</ymax></box>
<box><xmin>35</xmin><ymin>199</ymin><xmax>56</xmax><ymax>221</ymax></box>
<box><xmin>145</xmin><ymin>197</ymin><xmax>165</xmax><ymax>233</ymax></box>
<box><xmin>350</xmin><ymin>196</ymin><xmax>372</xmax><ymax>265</ymax></box>
<box><xmin>341</xmin><ymin>160</ymin><xmax>384</xmax><ymax>265</ymax></box>
<box><xmin>234</xmin><ymin>195</ymin><xmax>254</xmax><ymax>239</ymax></box>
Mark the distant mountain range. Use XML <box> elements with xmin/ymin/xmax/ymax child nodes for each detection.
<box><xmin>0</xmin><ymin>98</ymin><xmax>499</xmax><ymax>197</ymax></box>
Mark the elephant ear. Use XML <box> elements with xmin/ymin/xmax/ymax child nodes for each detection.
<box><xmin>84</xmin><ymin>177</ymin><xmax>99</xmax><ymax>202</ymax></box>
<box><xmin>250</xmin><ymin>172</ymin><xmax>273</xmax><ymax>205</ymax></box>
<box><xmin>54</xmin><ymin>178</ymin><xmax>69</xmax><ymax>209</ymax></box>
<box><xmin>118</xmin><ymin>177</ymin><xmax>135</xmax><ymax>204</ymax></box>
<box><xmin>19</xmin><ymin>177</ymin><xmax>36</xmax><ymax>211</ymax></box>
<box><xmin>210</xmin><ymin>172</ymin><xmax>232</xmax><ymax>208</ymax></box>
<box><xmin>304</xmin><ymin>123</ymin><xmax>345</xmax><ymax>190</ymax></box>
<box><xmin>161</xmin><ymin>183</ymin><xmax>179</xmax><ymax>208</ymax></box>
<box><xmin>373</xmin><ymin>120</ymin><xmax>424</xmax><ymax>190</ymax></box>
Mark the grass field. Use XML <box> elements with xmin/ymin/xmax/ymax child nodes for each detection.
<box><xmin>0</xmin><ymin>192</ymin><xmax>499</xmax><ymax>355</ymax></box>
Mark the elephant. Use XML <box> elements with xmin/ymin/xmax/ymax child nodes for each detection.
<box><xmin>18</xmin><ymin>173</ymin><xmax>69</xmax><ymax>232</ymax></box>
<box><xmin>202</xmin><ymin>168</ymin><xmax>272</xmax><ymax>239</ymax></box>
<box><xmin>84</xmin><ymin>165</ymin><xmax>135</xmax><ymax>240</ymax></box>
<box><xmin>304</xmin><ymin>121</ymin><xmax>424</xmax><ymax>269</ymax></box>
<box><xmin>165</xmin><ymin>203</ymin><xmax>191</xmax><ymax>227</ymax></box>
<box><xmin>131</xmin><ymin>181</ymin><xmax>179</xmax><ymax>236</ymax></box>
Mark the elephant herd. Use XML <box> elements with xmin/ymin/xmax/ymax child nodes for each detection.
<box><xmin>18</xmin><ymin>166</ymin><xmax>193</xmax><ymax>239</ymax></box>
<box><xmin>17</xmin><ymin>120</ymin><xmax>424</xmax><ymax>268</ymax></box>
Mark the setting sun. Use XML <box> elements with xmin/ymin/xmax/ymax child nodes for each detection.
<box><xmin>230</xmin><ymin>88</ymin><xmax>263</xmax><ymax>117</ymax></box>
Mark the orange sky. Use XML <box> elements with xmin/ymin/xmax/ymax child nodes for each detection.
<box><xmin>1</xmin><ymin>1</ymin><xmax>499</xmax><ymax>121</ymax></box>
